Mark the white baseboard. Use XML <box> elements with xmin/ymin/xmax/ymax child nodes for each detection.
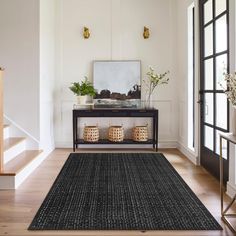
<box><xmin>226</xmin><ymin>181</ymin><xmax>236</xmax><ymax>198</ymax></box>
<box><xmin>55</xmin><ymin>140</ymin><xmax>178</xmax><ymax>149</ymax></box>
<box><xmin>158</xmin><ymin>141</ymin><xmax>178</xmax><ymax>149</ymax></box>
<box><xmin>177</xmin><ymin>142</ymin><xmax>198</xmax><ymax>165</ymax></box>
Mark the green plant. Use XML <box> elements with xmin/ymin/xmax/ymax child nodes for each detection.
<box><xmin>69</xmin><ymin>77</ymin><xmax>96</xmax><ymax>97</ymax></box>
<box><xmin>143</xmin><ymin>66</ymin><xmax>169</xmax><ymax>106</ymax></box>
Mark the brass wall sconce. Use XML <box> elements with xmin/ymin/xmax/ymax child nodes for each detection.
<box><xmin>83</xmin><ymin>27</ymin><xmax>90</xmax><ymax>39</ymax></box>
<box><xmin>143</xmin><ymin>26</ymin><xmax>150</xmax><ymax>39</ymax></box>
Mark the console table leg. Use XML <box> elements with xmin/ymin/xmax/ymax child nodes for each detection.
<box><xmin>73</xmin><ymin>111</ymin><xmax>76</xmax><ymax>152</ymax></box>
<box><xmin>153</xmin><ymin>116</ymin><xmax>156</xmax><ymax>150</ymax></box>
<box><xmin>156</xmin><ymin>113</ymin><xmax>158</xmax><ymax>152</ymax></box>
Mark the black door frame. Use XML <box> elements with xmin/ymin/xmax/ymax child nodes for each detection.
<box><xmin>199</xmin><ymin>0</ymin><xmax>230</xmax><ymax>183</ymax></box>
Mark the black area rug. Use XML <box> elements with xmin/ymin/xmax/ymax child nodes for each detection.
<box><xmin>29</xmin><ymin>153</ymin><xmax>222</xmax><ymax>230</ymax></box>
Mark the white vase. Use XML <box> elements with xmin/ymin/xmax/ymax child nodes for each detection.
<box><xmin>232</xmin><ymin>106</ymin><xmax>236</xmax><ymax>136</ymax></box>
<box><xmin>77</xmin><ymin>95</ymin><xmax>87</xmax><ymax>104</ymax></box>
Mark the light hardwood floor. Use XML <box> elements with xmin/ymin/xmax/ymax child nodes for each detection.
<box><xmin>0</xmin><ymin>148</ymin><xmax>235</xmax><ymax>236</ymax></box>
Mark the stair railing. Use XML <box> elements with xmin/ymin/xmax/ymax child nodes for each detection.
<box><xmin>0</xmin><ymin>68</ymin><xmax>4</xmax><ymax>173</ymax></box>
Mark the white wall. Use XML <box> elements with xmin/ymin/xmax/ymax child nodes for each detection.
<box><xmin>40</xmin><ymin>0</ymin><xmax>56</xmax><ymax>153</ymax></box>
<box><xmin>0</xmin><ymin>0</ymin><xmax>55</xmax><ymax>153</ymax></box>
<box><xmin>55</xmin><ymin>0</ymin><xmax>179</xmax><ymax>148</ymax></box>
<box><xmin>176</xmin><ymin>0</ymin><xmax>199</xmax><ymax>164</ymax></box>
<box><xmin>0</xmin><ymin>0</ymin><xmax>40</xmax><ymax>140</ymax></box>
<box><xmin>227</xmin><ymin>0</ymin><xmax>236</xmax><ymax>197</ymax></box>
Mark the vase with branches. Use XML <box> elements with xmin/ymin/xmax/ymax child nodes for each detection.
<box><xmin>143</xmin><ymin>66</ymin><xmax>169</xmax><ymax>108</ymax></box>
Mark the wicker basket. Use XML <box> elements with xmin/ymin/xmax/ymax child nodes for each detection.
<box><xmin>108</xmin><ymin>126</ymin><xmax>124</xmax><ymax>142</ymax></box>
<box><xmin>83</xmin><ymin>126</ymin><xmax>99</xmax><ymax>142</ymax></box>
<box><xmin>132</xmin><ymin>125</ymin><xmax>148</xmax><ymax>142</ymax></box>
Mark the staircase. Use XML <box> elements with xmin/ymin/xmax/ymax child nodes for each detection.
<box><xmin>0</xmin><ymin>69</ymin><xmax>44</xmax><ymax>189</ymax></box>
<box><xmin>0</xmin><ymin>124</ymin><xmax>43</xmax><ymax>189</ymax></box>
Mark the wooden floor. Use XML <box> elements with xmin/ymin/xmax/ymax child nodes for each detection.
<box><xmin>0</xmin><ymin>148</ymin><xmax>235</xmax><ymax>236</ymax></box>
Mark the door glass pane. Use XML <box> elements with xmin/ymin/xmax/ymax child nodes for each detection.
<box><xmin>204</xmin><ymin>59</ymin><xmax>213</xmax><ymax>90</ymax></box>
<box><xmin>205</xmin><ymin>125</ymin><xmax>214</xmax><ymax>151</ymax></box>
<box><xmin>204</xmin><ymin>24</ymin><xmax>213</xmax><ymax>57</ymax></box>
<box><xmin>216</xmin><ymin>130</ymin><xmax>228</xmax><ymax>159</ymax></box>
<box><xmin>204</xmin><ymin>93</ymin><xmax>214</xmax><ymax>125</ymax></box>
<box><xmin>216</xmin><ymin>54</ymin><xmax>227</xmax><ymax>89</ymax></box>
<box><xmin>204</xmin><ymin>0</ymin><xmax>213</xmax><ymax>24</ymax></box>
<box><xmin>216</xmin><ymin>15</ymin><xmax>227</xmax><ymax>53</ymax></box>
<box><xmin>216</xmin><ymin>93</ymin><xmax>227</xmax><ymax>129</ymax></box>
<box><xmin>215</xmin><ymin>0</ymin><xmax>226</xmax><ymax>17</ymax></box>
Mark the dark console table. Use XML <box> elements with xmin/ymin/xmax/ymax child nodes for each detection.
<box><xmin>73</xmin><ymin>109</ymin><xmax>158</xmax><ymax>152</ymax></box>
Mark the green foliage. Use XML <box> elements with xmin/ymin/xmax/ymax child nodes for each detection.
<box><xmin>143</xmin><ymin>66</ymin><xmax>169</xmax><ymax>98</ymax></box>
<box><xmin>142</xmin><ymin>66</ymin><xmax>169</xmax><ymax>107</ymax></box>
<box><xmin>69</xmin><ymin>76</ymin><xmax>96</xmax><ymax>97</ymax></box>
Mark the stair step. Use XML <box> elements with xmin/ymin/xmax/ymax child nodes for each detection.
<box><xmin>4</xmin><ymin>137</ymin><xmax>26</xmax><ymax>151</ymax></box>
<box><xmin>4</xmin><ymin>138</ymin><xmax>26</xmax><ymax>163</ymax></box>
<box><xmin>4</xmin><ymin>124</ymin><xmax>9</xmax><ymax>129</ymax></box>
<box><xmin>4</xmin><ymin>124</ymin><xmax>10</xmax><ymax>140</ymax></box>
<box><xmin>0</xmin><ymin>150</ymin><xmax>43</xmax><ymax>176</ymax></box>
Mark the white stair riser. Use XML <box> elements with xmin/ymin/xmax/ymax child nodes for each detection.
<box><xmin>4</xmin><ymin>141</ymin><xmax>26</xmax><ymax>164</ymax></box>
<box><xmin>4</xmin><ymin>127</ymin><xmax>9</xmax><ymax>140</ymax></box>
<box><xmin>15</xmin><ymin>152</ymin><xmax>46</xmax><ymax>188</ymax></box>
<box><xmin>0</xmin><ymin>151</ymin><xmax>45</xmax><ymax>189</ymax></box>
<box><xmin>0</xmin><ymin>176</ymin><xmax>15</xmax><ymax>189</ymax></box>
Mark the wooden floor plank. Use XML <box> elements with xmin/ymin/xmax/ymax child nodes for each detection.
<box><xmin>0</xmin><ymin>148</ymin><xmax>235</xmax><ymax>235</ymax></box>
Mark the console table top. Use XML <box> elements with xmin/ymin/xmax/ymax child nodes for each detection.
<box><xmin>73</xmin><ymin>108</ymin><xmax>158</xmax><ymax>111</ymax></box>
<box><xmin>220</xmin><ymin>132</ymin><xmax>236</xmax><ymax>144</ymax></box>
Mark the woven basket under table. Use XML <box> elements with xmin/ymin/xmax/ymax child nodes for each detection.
<box><xmin>108</xmin><ymin>126</ymin><xmax>124</xmax><ymax>142</ymax></box>
<box><xmin>83</xmin><ymin>126</ymin><xmax>99</xmax><ymax>142</ymax></box>
<box><xmin>132</xmin><ymin>125</ymin><xmax>148</xmax><ymax>142</ymax></box>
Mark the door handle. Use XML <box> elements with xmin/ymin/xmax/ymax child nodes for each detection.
<box><xmin>197</xmin><ymin>100</ymin><xmax>203</xmax><ymax>105</ymax></box>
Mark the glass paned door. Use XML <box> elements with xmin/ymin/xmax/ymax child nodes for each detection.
<box><xmin>199</xmin><ymin>0</ymin><xmax>229</xmax><ymax>182</ymax></box>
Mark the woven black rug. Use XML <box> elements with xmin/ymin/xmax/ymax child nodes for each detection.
<box><xmin>29</xmin><ymin>153</ymin><xmax>222</xmax><ymax>230</ymax></box>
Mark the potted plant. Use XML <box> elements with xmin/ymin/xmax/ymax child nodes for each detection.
<box><xmin>69</xmin><ymin>76</ymin><xmax>96</xmax><ymax>104</ymax></box>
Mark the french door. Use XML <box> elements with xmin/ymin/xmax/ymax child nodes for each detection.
<box><xmin>199</xmin><ymin>0</ymin><xmax>229</xmax><ymax>182</ymax></box>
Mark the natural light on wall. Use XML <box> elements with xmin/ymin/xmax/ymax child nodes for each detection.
<box><xmin>188</xmin><ymin>2</ymin><xmax>195</xmax><ymax>151</ymax></box>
